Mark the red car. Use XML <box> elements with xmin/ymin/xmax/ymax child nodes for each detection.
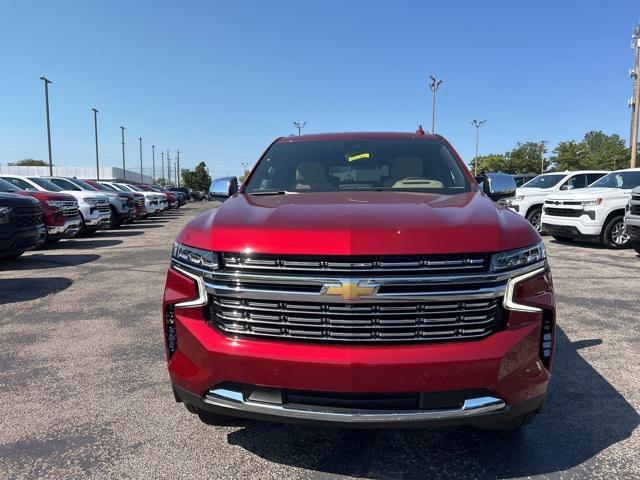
<box><xmin>0</xmin><ymin>177</ymin><xmax>80</xmax><ymax>243</ymax></box>
<box><xmin>163</xmin><ymin>132</ymin><xmax>555</xmax><ymax>431</ymax></box>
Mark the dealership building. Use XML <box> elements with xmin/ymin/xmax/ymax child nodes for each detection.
<box><xmin>0</xmin><ymin>165</ymin><xmax>153</xmax><ymax>184</ymax></box>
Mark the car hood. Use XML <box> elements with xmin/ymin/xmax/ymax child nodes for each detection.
<box><xmin>177</xmin><ymin>191</ymin><xmax>540</xmax><ymax>255</ymax></box>
<box><xmin>22</xmin><ymin>191</ymin><xmax>77</xmax><ymax>202</ymax></box>
<box><xmin>515</xmin><ymin>187</ymin><xmax>553</xmax><ymax>198</ymax></box>
<box><xmin>0</xmin><ymin>192</ymin><xmax>41</xmax><ymax>206</ymax></box>
<box><xmin>61</xmin><ymin>191</ymin><xmax>108</xmax><ymax>202</ymax></box>
<box><xmin>546</xmin><ymin>187</ymin><xmax>632</xmax><ymax>202</ymax></box>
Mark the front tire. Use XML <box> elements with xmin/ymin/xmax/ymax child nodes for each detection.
<box><xmin>109</xmin><ymin>206</ymin><xmax>118</xmax><ymax>229</ymax></box>
<box><xmin>525</xmin><ymin>207</ymin><xmax>542</xmax><ymax>233</ymax></box>
<box><xmin>601</xmin><ymin>215</ymin><xmax>630</xmax><ymax>249</ymax></box>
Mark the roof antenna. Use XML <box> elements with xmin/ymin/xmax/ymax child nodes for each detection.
<box><xmin>415</xmin><ymin>125</ymin><xmax>426</xmax><ymax>136</ymax></box>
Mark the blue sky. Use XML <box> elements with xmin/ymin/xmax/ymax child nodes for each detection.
<box><xmin>0</xmin><ymin>0</ymin><xmax>638</xmax><ymax>177</ymax></box>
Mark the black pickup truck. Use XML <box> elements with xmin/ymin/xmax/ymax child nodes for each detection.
<box><xmin>0</xmin><ymin>192</ymin><xmax>45</xmax><ymax>259</ymax></box>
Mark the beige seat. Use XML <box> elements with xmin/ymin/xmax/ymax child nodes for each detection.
<box><xmin>383</xmin><ymin>157</ymin><xmax>424</xmax><ymax>188</ymax></box>
<box><xmin>291</xmin><ymin>161</ymin><xmax>334</xmax><ymax>191</ymax></box>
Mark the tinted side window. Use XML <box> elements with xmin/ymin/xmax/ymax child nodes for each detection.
<box><xmin>587</xmin><ymin>173</ymin><xmax>605</xmax><ymax>185</ymax></box>
<box><xmin>2</xmin><ymin>177</ymin><xmax>35</xmax><ymax>190</ymax></box>
<box><xmin>50</xmin><ymin>178</ymin><xmax>80</xmax><ymax>190</ymax></box>
<box><xmin>563</xmin><ymin>174</ymin><xmax>587</xmax><ymax>190</ymax></box>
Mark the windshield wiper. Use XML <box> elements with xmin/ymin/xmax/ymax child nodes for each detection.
<box><xmin>247</xmin><ymin>190</ymin><xmax>297</xmax><ymax>196</ymax></box>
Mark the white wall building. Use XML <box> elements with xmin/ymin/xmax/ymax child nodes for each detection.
<box><xmin>0</xmin><ymin>165</ymin><xmax>153</xmax><ymax>184</ymax></box>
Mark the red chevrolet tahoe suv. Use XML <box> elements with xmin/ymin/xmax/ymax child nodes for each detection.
<box><xmin>163</xmin><ymin>132</ymin><xmax>555</xmax><ymax>431</ymax></box>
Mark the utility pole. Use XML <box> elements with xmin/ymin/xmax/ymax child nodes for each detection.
<box><xmin>92</xmin><ymin>108</ymin><xmax>100</xmax><ymax>179</ymax></box>
<box><xmin>176</xmin><ymin>149</ymin><xmax>180</xmax><ymax>187</ymax></box>
<box><xmin>161</xmin><ymin>152</ymin><xmax>165</xmax><ymax>183</ymax></box>
<box><xmin>293</xmin><ymin>121</ymin><xmax>307</xmax><ymax>136</ymax></box>
<box><xmin>471</xmin><ymin>120</ymin><xmax>486</xmax><ymax>176</ymax></box>
<box><xmin>630</xmin><ymin>24</ymin><xmax>640</xmax><ymax>168</ymax></box>
<box><xmin>428</xmin><ymin>75</ymin><xmax>443</xmax><ymax>134</ymax></box>
<box><xmin>167</xmin><ymin>150</ymin><xmax>171</xmax><ymax>185</ymax></box>
<box><xmin>539</xmin><ymin>141</ymin><xmax>547</xmax><ymax>174</ymax></box>
<box><xmin>151</xmin><ymin>145</ymin><xmax>156</xmax><ymax>182</ymax></box>
<box><xmin>40</xmin><ymin>76</ymin><xmax>53</xmax><ymax>175</ymax></box>
<box><xmin>120</xmin><ymin>127</ymin><xmax>126</xmax><ymax>181</ymax></box>
<box><xmin>139</xmin><ymin>137</ymin><xmax>143</xmax><ymax>183</ymax></box>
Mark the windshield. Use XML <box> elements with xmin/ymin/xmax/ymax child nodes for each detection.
<box><xmin>70</xmin><ymin>178</ymin><xmax>99</xmax><ymax>191</ymax></box>
<box><xmin>118</xmin><ymin>183</ymin><xmax>142</xmax><ymax>192</ymax></box>
<box><xmin>590</xmin><ymin>171</ymin><xmax>640</xmax><ymax>189</ymax></box>
<box><xmin>28</xmin><ymin>177</ymin><xmax>64</xmax><ymax>191</ymax></box>
<box><xmin>0</xmin><ymin>178</ymin><xmax>20</xmax><ymax>192</ymax></box>
<box><xmin>521</xmin><ymin>174</ymin><xmax>566</xmax><ymax>189</ymax></box>
<box><xmin>95</xmin><ymin>182</ymin><xmax>116</xmax><ymax>191</ymax></box>
<box><xmin>244</xmin><ymin>138</ymin><xmax>470</xmax><ymax>194</ymax></box>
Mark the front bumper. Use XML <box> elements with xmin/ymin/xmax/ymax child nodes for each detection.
<box><xmin>174</xmin><ymin>383</ymin><xmax>545</xmax><ymax>428</ymax></box>
<box><xmin>84</xmin><ymin>212</ymin><xmax>111</xmax><ymax>229</ymax></box>
<box><xmin>625</xmin><ymin>215</ymin><xmax>640</xmax><ymax>240</ymax></box>
<box><xmin>0</xmin><ymin>226</ymin><xmax>45</xmax><ymax>255</ymax></box>
<box><xmin>541</xmin><ymin>214</ymin><xmax>601</xmax><ymax>236</ymax></box>
<box><xmin>47</xmin><ymin>217</ymin><xmax>81</xmax><ymax>238</ymax></box>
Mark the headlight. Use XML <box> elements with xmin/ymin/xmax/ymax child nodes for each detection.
<box><xmin>581</xmin><ymin>198</ymin><xmax>603</xmax><ymax>206</ymax></box>
<box><xmin>511</xmin><ymin>195</ymin><xmax>524</xmax><ymax>202</ymax></box>
<box><xmin>0</xmin><ymin>206</ymin><xmax>11</xmax><ymax>223</ymax></box>
<box><xmin>172</xmin><ymin>242</ymin><xmax>218</xmax><ymax>270</ymax></box>
<box><xmin>491</xmin><ymin>242</ymin><xmax>546</xmax><ymax>272</ymax></box>
<box><xmin>118</xmin><ymin>194</ymin><xmax>129</xmax><ymax>201</ymax></box>
<box><xmin>81</xmin><ymin>197</ymin><xmax>100</xmax><ymax>206</ymax></box>
<box><xmin>45</xmin><ymin>200</ymin><xmax>67</xmax><ymax>209</ymax></box>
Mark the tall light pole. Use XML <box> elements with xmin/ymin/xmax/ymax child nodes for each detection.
<box><xmin>539</xmin><ymin>141</ymin><xmax>547</xmax><ymax>174</ymax></box>
<box><xmin>39</xmin><ymin>76</ymin><xmax>53</xmax><ymax>175</ymax></box>
<box><xmin>630</xmin><ymin>24</ymin><xmax>640</xmax><ymax>168</ymax></box>
<box><xmin>293</xmin><ymin>121</ymin><xmax>307</xmax><ymax>136</ymax></box>
<box><xmin>92</xmin><ymin>108</ymin><xmax>100</xmax><ymax>179</ymax></box>
<box><xmin>139</xmin><ymin>137</ymin><xmax>143</xmax><ymax>183</ymax></box>
<box><xmin>176</xmin><ymin>149</ymin><xmax>180</xmax><ymax>188</ymax></box>
<box><xmin>161</xmin><ymin>151</ymin><xmax>165</xmax><ymax>182</ymax></box>
<box><xmin>471</xmin><ymin>120</ymin><xmax>486</xmax><ymax>176</ymax></box>
<box><xmin>166</xmin><ymin>149</ymin><xmax>171</xmax><ymax>185</ymax></box>
<box><xmin>151</xmin><ymin>145</ymin><xmax>156</xmax><ymax>182</ymax></box>
<box><xmin>428</xmin><ymin>75</ymin><xmax>443</xmax><ymax>134</ymax></box>
<box><xmin>120</xmin><ymin>127</ymin><xmax>126</xmax><ymax>181</ymax></box>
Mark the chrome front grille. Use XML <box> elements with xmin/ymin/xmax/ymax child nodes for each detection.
<box><xmin>206</xmin><ymin>296</ymin><xmax>504</xmax><ymax>343</ymax></box>
<box><xmin>221</xmin><ymin>252</ymin><xmax>488</xmax><ymax>275</ymax></box>
<box><xmin>631</xmin><ymin>204</ymin><xmax>640</xmax><ymax>216</ymax></box>
<box><xmin>96</xmin><ymin>202</ymin><xmax>110</xmax><ymax>213</ymax></box>
<box><xmin>172</xmin><ymin>251</ymin><xmax>537</xmax><ymax>345</ymax></box>
<box><xmin>61</xmin><ymin>201</ymin><xmax>80</xmax><ymax>217</ymax></box>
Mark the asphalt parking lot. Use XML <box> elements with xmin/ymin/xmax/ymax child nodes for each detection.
<box><xmin>1</xmin><ymin>202</ymin><xmax>638</xmax><ymax>480</ymax></box>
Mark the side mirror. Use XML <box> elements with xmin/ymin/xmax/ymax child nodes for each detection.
<box><xmin>482</xmin><ymin>173</ymin><xmax>516</xmax><ymax>202</ymax></box>
<box><xmin>209</xmin><ymin>176</ymin><xmax>238</xmax><ymax>201</ymax></box>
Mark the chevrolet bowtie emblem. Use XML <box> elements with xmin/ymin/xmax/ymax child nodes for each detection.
<box><xmin>321</xmin><ymin>280</ymin><xmax>380</xmax><ymax>300</ymax></box>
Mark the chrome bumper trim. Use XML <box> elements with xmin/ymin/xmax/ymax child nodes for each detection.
<box><xmin>47</xmin><ymin>219</ymin><xmax>81</xmax><ymax>236</ymax></box>
<box><xmin>204</xmin><ymin>388</ymin><xmax>506</xmax><ymax>424</ymax></box>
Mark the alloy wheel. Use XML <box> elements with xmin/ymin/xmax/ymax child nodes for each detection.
<box><xmin>611</xmin><ymin>221</ymin><xmax>629</xmax><ymax>246</ymax></box>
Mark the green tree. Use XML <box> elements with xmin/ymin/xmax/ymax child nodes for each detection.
<box><xmin>504</xmin><ymin>141</ymin><xmax>549</xmax><ymax>174</ymax></box>
<box><xmin>181</xmin><ymin>162</ymin><xmax>212</xmax><ymax>191</ymax></box>
<box><xmin>155</xmin><ymin>177</ymin><xmax>170</xmax><ymax>187</ymax></box>
<box><xmin>550</xmin><ymin>131</ymin><xmax>629</xmax><ymax>171</ymax></box>
<box><xmin>238</xmin><ymin>169</ymin><xmax>251</xmax><ymax>183</ymax></box>
<box><xmin>11</xmin><ymin>158</ymin><xmax>48</xmax><ymax>166</ymax></box>
<box><xmin>473</xmin><ymin>154</ymin><xmax>507</xmax><ymax>175</ymax></box>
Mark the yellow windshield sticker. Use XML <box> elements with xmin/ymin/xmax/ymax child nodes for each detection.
<box><xmin>348</xmin><ymin>153</ymin><xmax>370</xmax><ymax>162</ymax></box>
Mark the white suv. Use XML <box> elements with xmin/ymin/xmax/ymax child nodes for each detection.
<box><xmin>541</xmin><ymin>168</ymin><xmax>640</xmax><ymax>248</ymax></box>
<box><xmin>100</xmin><ymin>182</ymin><xmax>164</xmax><ymax>215</ymax></box>
<box><xmin>507</xmin><ymin>171</ymin><xmax>608</xmax><ymax>232</ymax></box>
<box><xmin>0</xmin><ymin>174</ymin><xmax>111</xmax><ymax>233</ymax></box>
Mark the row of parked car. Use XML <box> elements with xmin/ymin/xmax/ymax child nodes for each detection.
<box><xmin>0</xmin><ymin>174</ymin><xmax>191</xmax><ymax>259</ymax></box>
<box><xmin>502</xmin><ymin>167</ymin><xmax>640</xmax><ymax>252</ymax></box>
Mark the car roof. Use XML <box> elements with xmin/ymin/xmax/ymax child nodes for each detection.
<box><xmin>275</xmin><ymin>132</ymin><xmax>442</xmax><ymax>143</ymax></box>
